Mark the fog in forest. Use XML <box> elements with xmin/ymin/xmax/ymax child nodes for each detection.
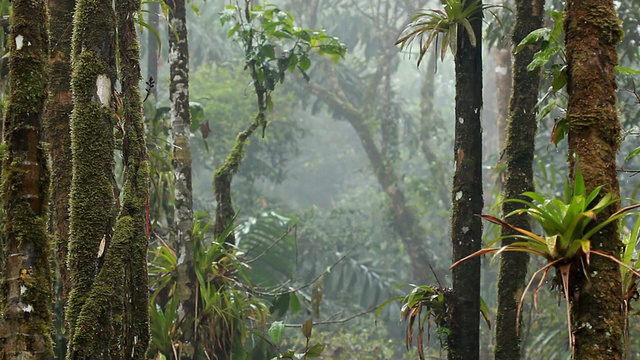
<box><xmin>130</xmin><ymin>0</ymin><xmax>640</xmax><ymax>358</ymax></box>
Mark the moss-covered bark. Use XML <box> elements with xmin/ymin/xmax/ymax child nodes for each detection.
<box><xmin>448</xmin><ymin>3</ymin><xmax>483</xmax><ymax>359</ymax></box>
<box><xmin>564</xmin><ymin>1</ymin><xmax>624</xmax><ymax>359</ymax></box>
<box><xmin>44</xmin><ymin>0</ymin><xmax>75</xmax><ymax>354</ymax></box>
<box><xmin>0</xmin><ymin>0</ymin><xmax>54</xmax><ymax>357</ymax></box>
<box><xmin>67</xmin><ymin>0</ymin><xmax>150</xmax><ymax>357</ymax></box>
<box><xmin>493</xmin><ymin>1</ymin><xmax>544</xmax><ymax>359</ymax></box>
<box><xmin>66</xmin><ymin>0</ymin><xmax>117</xmax><ymax>355</ymax></box>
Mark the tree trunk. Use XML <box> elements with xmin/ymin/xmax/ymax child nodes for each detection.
<box><xmin>147</xmin><ymin>0</ymin><xmax>159</xmax><ymax>102</ymax></box>
<box><xmin>115</xmin><ymin>0</ymin><xmax>151</xmax><ymax>355</ymax></box>
<box><xmin>493</xmin><ymin>1</ymin><xmax>544</xmax><ymax>359</ymax></box>
<box><xmin>494</xmin><ymin>46</ymin><xmax>511</xmax><ymax>152</ymax></box>
<box><xmin>45</xmin><ymin>0</ymin><xmax>75</xmax><ymax>355</ymax></box>
<box><xmin>448</xmin><ymin>3</ymin><xmax>483</xmax><ymax>359</ymax></box>
<box><xmin>166</xmin><ymin>0</ymin><xmax>197</xmax><ymax>357</ymax></box>
<box><xmin>66</xmin><ymin>0</ymin><xmax>117</xmax><ymax>355</ymax></box>
<box><xmin>565</xmin><ymin>1</ymin><xmax>624</xmax><ymax>359</ymax></box>
<box><xmin>0</xmin><ymin>0</ymin><xmax>53</xmax><ymax>357</ymax></box>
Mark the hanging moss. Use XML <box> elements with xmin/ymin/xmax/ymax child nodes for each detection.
<box><xmin>0</xmin><ymin>0</ymin><xmax>54</xmax><ymax>357</ymax></box>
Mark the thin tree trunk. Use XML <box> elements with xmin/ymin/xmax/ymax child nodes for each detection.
<box><xmin>0</xmin><ymin>0</ymin><xmax>53</xmax><ymax>357</ymax></box>
<box><xmin>448</xmin><ymin>3</ymin><xmax>483</xmax><ymax>359</ymax></box>
<box><xmin>115</xmin><ymin>0</ymin><xmax>151</xmax><ymax>355</ymax></box>
<box><xmin>565</xmin><ymin>1</ymin><xmax>624</xmax><ymax>359</ymax></box>
<box><xmin>66</xmin><ymin>0</ymin><xmax>117</xmax><ymax>355</ymax></box>
<box><xmin>166</xmin><ymin>0</ymin><xmax>197</xmax><ymax>357</ymax></box>
<box><xmin>45</xmin><ymin>0</ymin><xmax>75</xmax><ymax>355</ymax></box>
<box><xmin>493</xmin><ymin>1</ymin><xmax>544</xmax><ymax>359</ymax></box>
<box><xmin>147</xmin><ymin>1</ymin><xmax>159</xmax><ymax>102</ymax></box>
<box><xmin>494</xmin><ymin>46</ymin><xmax>511</xmax><ymax>152</ymax></box>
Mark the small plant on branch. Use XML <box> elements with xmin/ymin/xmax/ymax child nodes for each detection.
<box><xmin>395</xmin><ymin>0</ymin><xmax>502</xmax><ymax>66</ymax></box>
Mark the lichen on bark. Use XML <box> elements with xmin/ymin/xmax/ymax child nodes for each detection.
<box><xmin>0</xmin><ymin>0</ymin><xmax>54</xmax><ymax>357</ymax></box>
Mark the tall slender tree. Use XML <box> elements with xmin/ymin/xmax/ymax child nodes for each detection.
<box><xmin>166</xmin><ymin>0</ymin><xmax>197</xmax><ymax>356</ymax></box>
<box><xmin>0</xmin><ymin>0</ymin><xmax>53</xmax><ymax>357</ymax></box>
<box><xmin>45</xmin><ymin>0</ymin><xmax>75</xmax><ymax>354</ymax></box>
<box><xmin>565</xmin><ymin>1</ymin><xmax>624</xmax><ymax>358</ymax></box>
<box><xmin>448</xmin><ymin>1</ymin><xmax>483</xmax><ymax>358</ymax></box>
<box><xmin>493</xmin><ymin>0</ymin><xmax>544</xmax><ymax>358</ymax></box>
<box><xmin>395</xmin><ymin>1</ymin><xmax>487</xmax><ymax>356</ymax></box>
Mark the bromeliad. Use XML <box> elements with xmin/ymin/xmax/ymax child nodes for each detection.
<box><xmin>452</xmin><ymin>168</ymin><xmax>640</xmax><ymax>348</ymax></box>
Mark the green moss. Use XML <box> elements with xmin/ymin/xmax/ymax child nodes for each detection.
<box><xmin>67</xmin><ymin>0</ymin><xmax>117</xmax><ymax>353</ymax></box>
<box><xmin>0</xmin><ymin>0</ymin><xmax>53</xmax><ymax>357</ymax></box>
<box><xmin>213</xmin><ymin>118</ymin><xmax>261</xmax><ymax>243</ymax></box>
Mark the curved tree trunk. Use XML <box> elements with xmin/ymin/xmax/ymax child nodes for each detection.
<box><xmin>309</xmin><ymin>79</ymin><xmax>434</xmax><ymax>285</ymax></box>
<box><xmin>448</xmin><ymin>3</ymin><xmax>483</xmax><ymax>359</ymax></box>
<box><xmin>45</xmin><ymin>0</ymin><xmax>75</xmax><ymax>355</ymax></box>
<box><xmin>493</xmin><ymin>0</ymin><xmax>544</xmax><ymax>359</ymax></box>
<box><xmin>0</xmin><ymin>0</ymin><xmax>53</xmax><ymax>357</ymax></box>
<box><xmin>166</xmin><ymin>0</ymin><xmax>197</xmax><ymax>357</ymax></box>
<box><xmin>66</xmin><ymin>0</ymin><xmax>117</xmax><ymax>355</ymax></box>
<box><xmin>565</xmin><ymin>1</ymin><xmax>624</xmax><ymax>359</ymax></box>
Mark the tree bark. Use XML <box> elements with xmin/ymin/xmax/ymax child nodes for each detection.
<box><xmin>448</xmin><ymin>3</ymin><xmax>483</xmax><ymax>359</ymax></box>
<box><xmin>166</xmin><ymin>0</ymin><xmax>197</xmax><ymax>357</ymax></box>
<box><xmin>0</xmin><ymin>0</ymin><xmax>53</xmax><ymax>357</ymax></box>
<box><xmin>494</xmin><ymin>1</ymin><xmax>544</xmax><ymax>359</ymax></box>
<box><xmin>45</xmin><ymin>0</ymin><xmax>75</xmax><ymax>355</ymax></box>
<box><xmin>115</xmin><ymin>0</ymin><xmax>151</xmax><ymax>355</ymax></box>
<box><xmin>66</xmin><ymin>0</ymin><xmax>117</xmax><ymax>355</ymax></box>
<box><xmin>565</xmin><ymin>1</ymin><xmax>624</xmax><ymax>359</ymax></box>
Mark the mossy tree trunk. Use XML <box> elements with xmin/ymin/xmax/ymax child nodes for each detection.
<box><xmin>0</xmin><ymin>0</ymin><xmax>53</xmax><ymax>357</ymax></box>
<box><xmin>565</xmin><ymin>1</ymin><xmax>624</xmax><ymax>359</ymax></box>
<box><xmin>493</xmin><ymin>0</ymin><xmax>544</xmax><ymax>359</ymax></box>
<box><xmin>115</xmin><ymin>0</ymin><xmax>151</xmax><ymax>355</ymax></box>
<box><xmin>146</xmin><ymin>0</ymin><xmax>159</xmax><ymax>103</ymax></box>
<box><xmin>44</xmin><ymin>0</ymin><xmax>75</xmax><ymax>355</ymax></box>
<box><xmin>67</xmin><ymin>0</ymin><xmax>150</xmax><ymax>356</ymax></box>
<box><xmin>166</xmin><ymin>0</ymin><xmax>197</xmax><ymax>357</ymax></box>
<box><xmin>448</xmin><ymin>3</ymin><xmax>483</xmax><ymax>359</ymax></box>
<box><xmin>66</xmin><ymin>0</ymin><xmax>117</xmax><ymax>355</ymax></box>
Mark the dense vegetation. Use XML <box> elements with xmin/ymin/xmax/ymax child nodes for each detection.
<box><xmin>0</xmin><ymin>0</ymin><xmax>639</xmax><ymax>359</ymax></box>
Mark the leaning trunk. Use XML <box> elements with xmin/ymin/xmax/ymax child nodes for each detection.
<box><xmin>0</xmin><ymin>0</ymin><xmax>53</xmax><ymax>357</ymax></box>
<box><xmin>448</xmin><ymin>3</ymin><xmax>483</xmax><ymax>359</ymax></box>
<box><xmin>493</xmin><ymin>0</ymin><xmax>544</xmax><ymax>359</ymax></box>
<box><xmin>565</xmin><ymin>1</ymin><xmax>624</xmax><ymax>359</ymax></box>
